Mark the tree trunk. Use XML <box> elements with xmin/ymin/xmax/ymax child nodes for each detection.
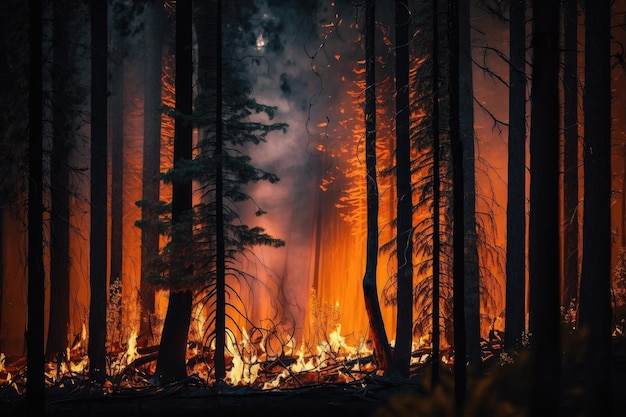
<box><xmin>109</xmin><ymin>4</ymin><xmax>124</xmax><ymax>347</ymax></box>
<box><xmin>47</xmin><ymin>0</ymin><xmax>72</xmax><ymax>364</ymax></box>
<box><xmin>448</xmin><ymin>0</ymin><xmax>467</xmax><ymax>412</ymax></box>
<box><xmin>504</xmin><ymin>0</ymin><xmax>526</xmax><ymax>351</ymax></box>
<box><xmin>562</xmin><ymin>0</ymin><xmax>579</xmax><ymax>311</ymax></box>
<box><xmin>155</xmin><ymin>0</ymin><xmax>193</xmax><ymax>382</ymax></box>
<box><xmin>579</xmin><ymin>1</ymin><xmax>612</xmax><ymax>415</ymax></box>
<box><xmin>88</xmin><ymin>0</ymin><xmax>108</xmax><ymax>385</ymax></box>
<box><xmin>459</xmin><ymin>0</ymin><xmax>480</xmax><ymax>374</ymax></box>
<box><xmin>213</xmin><ymin>0</ymin><xmax>227</xmax><ymax>382</ymax></box>
<box><xmin>139</xmin><ymin>0</ymin><xmax>163</xmax><ymax>347</ymax></box>
<box><xmin>27</xmin><ymin>0</ymin><xmax>45</xmax><ymax>410</ymax></box>
<box><xmin>431</xmin><ymin>0</ymin><xmax>441</xmax><ymax>388</ymax></box>
<box><xmin>527</xmin><ymin>0</ymin><xmax>560</xmax><ymax>414</ymax></box>
<box><xmin>362</xmin><ymin>0</ymin><xmax>392</xmax><ymax>374</ymax></box>
<box><xmin>393</xmin><ymin>0</ymin><xmax>414</xmax><ymax>378</ymax></box>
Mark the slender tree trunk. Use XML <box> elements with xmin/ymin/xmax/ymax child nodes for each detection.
<box><xmin>393</xmin><ymin>0</ymin><xmax>414</xmax><ymax>378</ymax></box>
<box><xmin>139</xmin><ymin>0</ymin><xmax>163</xmax><ymax>347</ymax></box>
<box><xmin>88</xmin><ymin>0</ymin><xmax>108</xmax><ymax>385</ymax></box>
<box><xmin>27</xmin><ymin>0</ymin><xmax>45</xmax><ymax>410</ymax></box>
<box><xmin>431</xmin><ymin>0</ymin><xmax>441</xmax><ymax>388</ymax></box>
<box><xmin>362</xmin><ymin>0</ymin><xmax>392</xmax><ymax>374</ymax></box>
<box><xmin>155</xmin><ymin>0</ymin><xmax>193</xmax><ymax>382</ymax></box>
<box><xmin>527</xmin><ymin>0</ymin><xmax>560</xmax><ymax>414</ymax></box>
<box><xmin>579</xmin><ymin>1</ymin><xmax>612</xmax><ymax>415</ymax></box>
<box><xmin>505</xmin><ymin>0</ymin><xmax>526</xmax><ymax>351</ymax></box>
<box><xmin>214</xmin><ymin>0</ymin><xmax>228</xmax><ymax>382</ymax></box>
<box><xmin>448</xmin><ymin>0</ymin><xmax>466</xmax><ymax>412</ymax></box>
<box><xmin>562</xmin><ymin>0</ymin><xmax>579</xmax><ymax>311</ymax></box>
<box><xmin>47</xmin><ymin>0</ymin><xmax>72</xmax><ymax>364</ymax></box>
<box><xmin>109</xmin><ymin>5</ymin><xmax>124</xmax><ymax>347</ymax></box>
<box><xmin>459</xmin><ymin>0</ymin><xmax>480</xmax><ymax>374</ymax></box>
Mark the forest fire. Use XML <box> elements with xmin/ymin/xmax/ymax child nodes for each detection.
<box><xmin>1</xmin><ymin>0</ymin><xmax>626</xmax><ymax>416</ymax></box>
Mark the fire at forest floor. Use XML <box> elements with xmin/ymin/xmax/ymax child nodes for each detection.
<box><xmin>1</xmin><ymin>336</ymin><xmax>625</xmax><ymax>417</ymax></box>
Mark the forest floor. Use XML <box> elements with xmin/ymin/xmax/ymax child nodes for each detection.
<box><xmin>1</xmin><ymin>336</ymin><xmax>625</xmax><ymax>417</ymax></box>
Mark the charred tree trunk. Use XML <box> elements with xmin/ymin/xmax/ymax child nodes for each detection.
<box><xmin>139</xmin><ymin>0</ymin><xmax>163</xmax><ymax>347</ymax></box>
<box><xmin>362</xmin><ymin>0</ymin><xmax>392</xmax><ymax>374</ymax></box>
<box><xmin>448</xmin><ymin>0</ymin><xmax>467</xmax><ymax>411</ymax></box>
<box><xmin>155</xmin><ymin>0</ymin><xmax>193</xmax><ymax>382</ymax></box>
<box><xmin>504</xmin><ymin>0</ymin><xmax>526</xmax><ymax>351</ymax></box>
<box><xmin>562</xmin><ymin>0</ymin><xmax>579</xmax><ymax>312</ymax></box>
<box><xmin>27</xmin><ymin>0</ymin><xmax>45</xmax><ymax>410</ymax></box>
<box><xmin>527</xmin><ymin>0</ymin><xmax>560</xmax><ymax>414</ymax></box>
<box><xmin>47</xmin><ymin>0</ymin><xmax>73</xmax><ymax>364</ymax></box>
<box><xmin>579</xmin><ymin>1</ymin><xmax>612</xmax><ymax>415</ymax></box>
<box><xmin>431</xmin><ymin>0</ymin><xmax>441</xmax><ymax>388</ymax></box>
<box><xmin>393</xmin><ymin>0</ymin><xmax>414</xmax><ymax>378</ymax></box>
<box><xmin>88</xmin><ymin>0</ymin><xmax>108</xmax><ymax>385</ymax></box>
<box><xmin>459</xmin><ymin>0</ymin><xmax>480</xmax><ymax>374</ymax></box>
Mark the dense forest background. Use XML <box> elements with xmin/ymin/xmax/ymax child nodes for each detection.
<box><xmin>0</xmin><ymin>0</ymin><xmax>625</xmax><ymax>415</ymax></box>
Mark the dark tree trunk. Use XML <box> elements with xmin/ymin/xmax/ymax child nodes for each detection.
<box><xmin>27</xmin><ymin>0</ymin><xmax>45</xmax><ymax>411</ymax></box>
<box><xmin>155</xmin><ymin>0</ymin><xmax>193</xmax><ymax>382</ymax></box>
<box><xmin>448</xmin><ymin>0</ymin><xmax>467</xmax><ymax>412</ymax></box>
<box><xmin>362</xmin><ymin>0</ymin><xmax>392</xmax><ymax>374</ymax></box>
<box><xmin>504</xmin><ymin>0</ymin><xmax>526</xmax><ymax>351</ymax></box>
<box><xmin>431</xmin><ymin>0</ymin><xmax>441</xmax><ymax>388</ymax></box>
<box><xmin>88</xmin><ymin>0</ymin><xmax>108</xmax><ymax>385</ymax></box>
<box><xmin>393</xmin><ymin>0</ymin><xmax>414</xmax><ymax>378</ymax></box>
<box><xmin>139</xmin><ymin>0</ymin><xmax>163</xmax><ymax>347</ymax></box>
<box><xmin>47</xmin><ymin>0</ymin><xmax>72</xmax><ymax>364</ymax></box>
<box><xmin>562</xmin><ymin>0</ymin><xmax>579</xmax><ymax>311</ymax></box>
<box><xmin>459</xmin><ymin>0</ymin><xmax>480</xmax><ymax>374</ymax></box>
<box><xmin>578</xmin><ymin>1</ymin><xmax>612</xmax><ymax>415</ymax></box>
<box><xmin>214</xmin><ymin>0</ymin><xmax>227</xmax><ymax>382</ymax></box>
<box><xmin>527</xmin><ymin>0</ymin><xmax>560</xmax><ymax>414</ymax></box>
<box><xmin>109</xmin><ymin>5</ymin><xmax>124</xmax><ymax>347</ymax></box>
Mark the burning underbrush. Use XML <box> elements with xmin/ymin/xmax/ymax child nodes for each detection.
<box><xmin>0</xmin><ymin>325</ymin><xmax>471</xmax><ymax>401</ymax></box>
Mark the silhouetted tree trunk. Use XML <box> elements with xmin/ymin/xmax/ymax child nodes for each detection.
<box><xmin>579</xmin><ymin>1</ymin><xmax>612</xmax><ymax>415</ymax></box>
<box><xmin>362</xmin><ymin>0</ymin><xmax>392</xmax><ymax>374</ymax></box>
<box><xmin>139</xmin><ymin>0</ymin><xmax>163</xmax><ymax>346</ymax></box>
<box><xmin>562</xmin><ymin>0</ymin><xmax>579</xmax><ymax>311</ymax></box>
<box><xmin>459</xmin><ymin>0</ymin><xmax>480</xmax><ymax>374</ymax></box>
<box><xmin>47</xmin><ymin>0</ymin><xmax>73</xmax><ymax>364</ymax></box>
<box><xmin>194</xmin><ymin>0</ymin><xmax>219</xmax><ymax>377</ymax></box>
<box><xmin>27</xmin><ymin>0</ymin><xmax>45</xmax><ymax>411</ymax></box>
<box><xmin>527</xmin><ymin>0</ymin><xmax>560</xmax><ymax>414</ymax></box>
<box><xmin>155</xmin><ymin>0</ymin><xmax>193</xmax><ymax>382</ymax></box>
<box><xmin>109</xmin><ymin>3</ymin><xmax>124</xmax><ymax>346</ymax></box>
<box><xmin>431</xmin><ymin>0</ymin><xmax>441</xmax><ymax>388</ymax></box>
<box><xmin>448</xmin><ymin>0</ymin><xmax>467</xmax><ymax>412</ymax></box>
<box><xmin>213</xmin><ymin>0</ymin><xmax>228</xmax><ymax>382</ymax></box>
<box><xmin>504</xmin><ymin>0</ymin><xmax>526</xmax><ymax>351</ymax></box>
<box><xmin>88</xmin><ymin>0</ymin><xmax>108</xmax><ymax>385</ymax></box>
<box><xmin>393</xmin><ymin>0</ymin><xmax>414</xmax><ymax>378</ymax></box>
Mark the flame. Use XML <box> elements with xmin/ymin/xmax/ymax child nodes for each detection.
<box><xmin>125</xmin><ymin>329</ymin><xmax>139</xmax><ymax>365</ymax></box>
